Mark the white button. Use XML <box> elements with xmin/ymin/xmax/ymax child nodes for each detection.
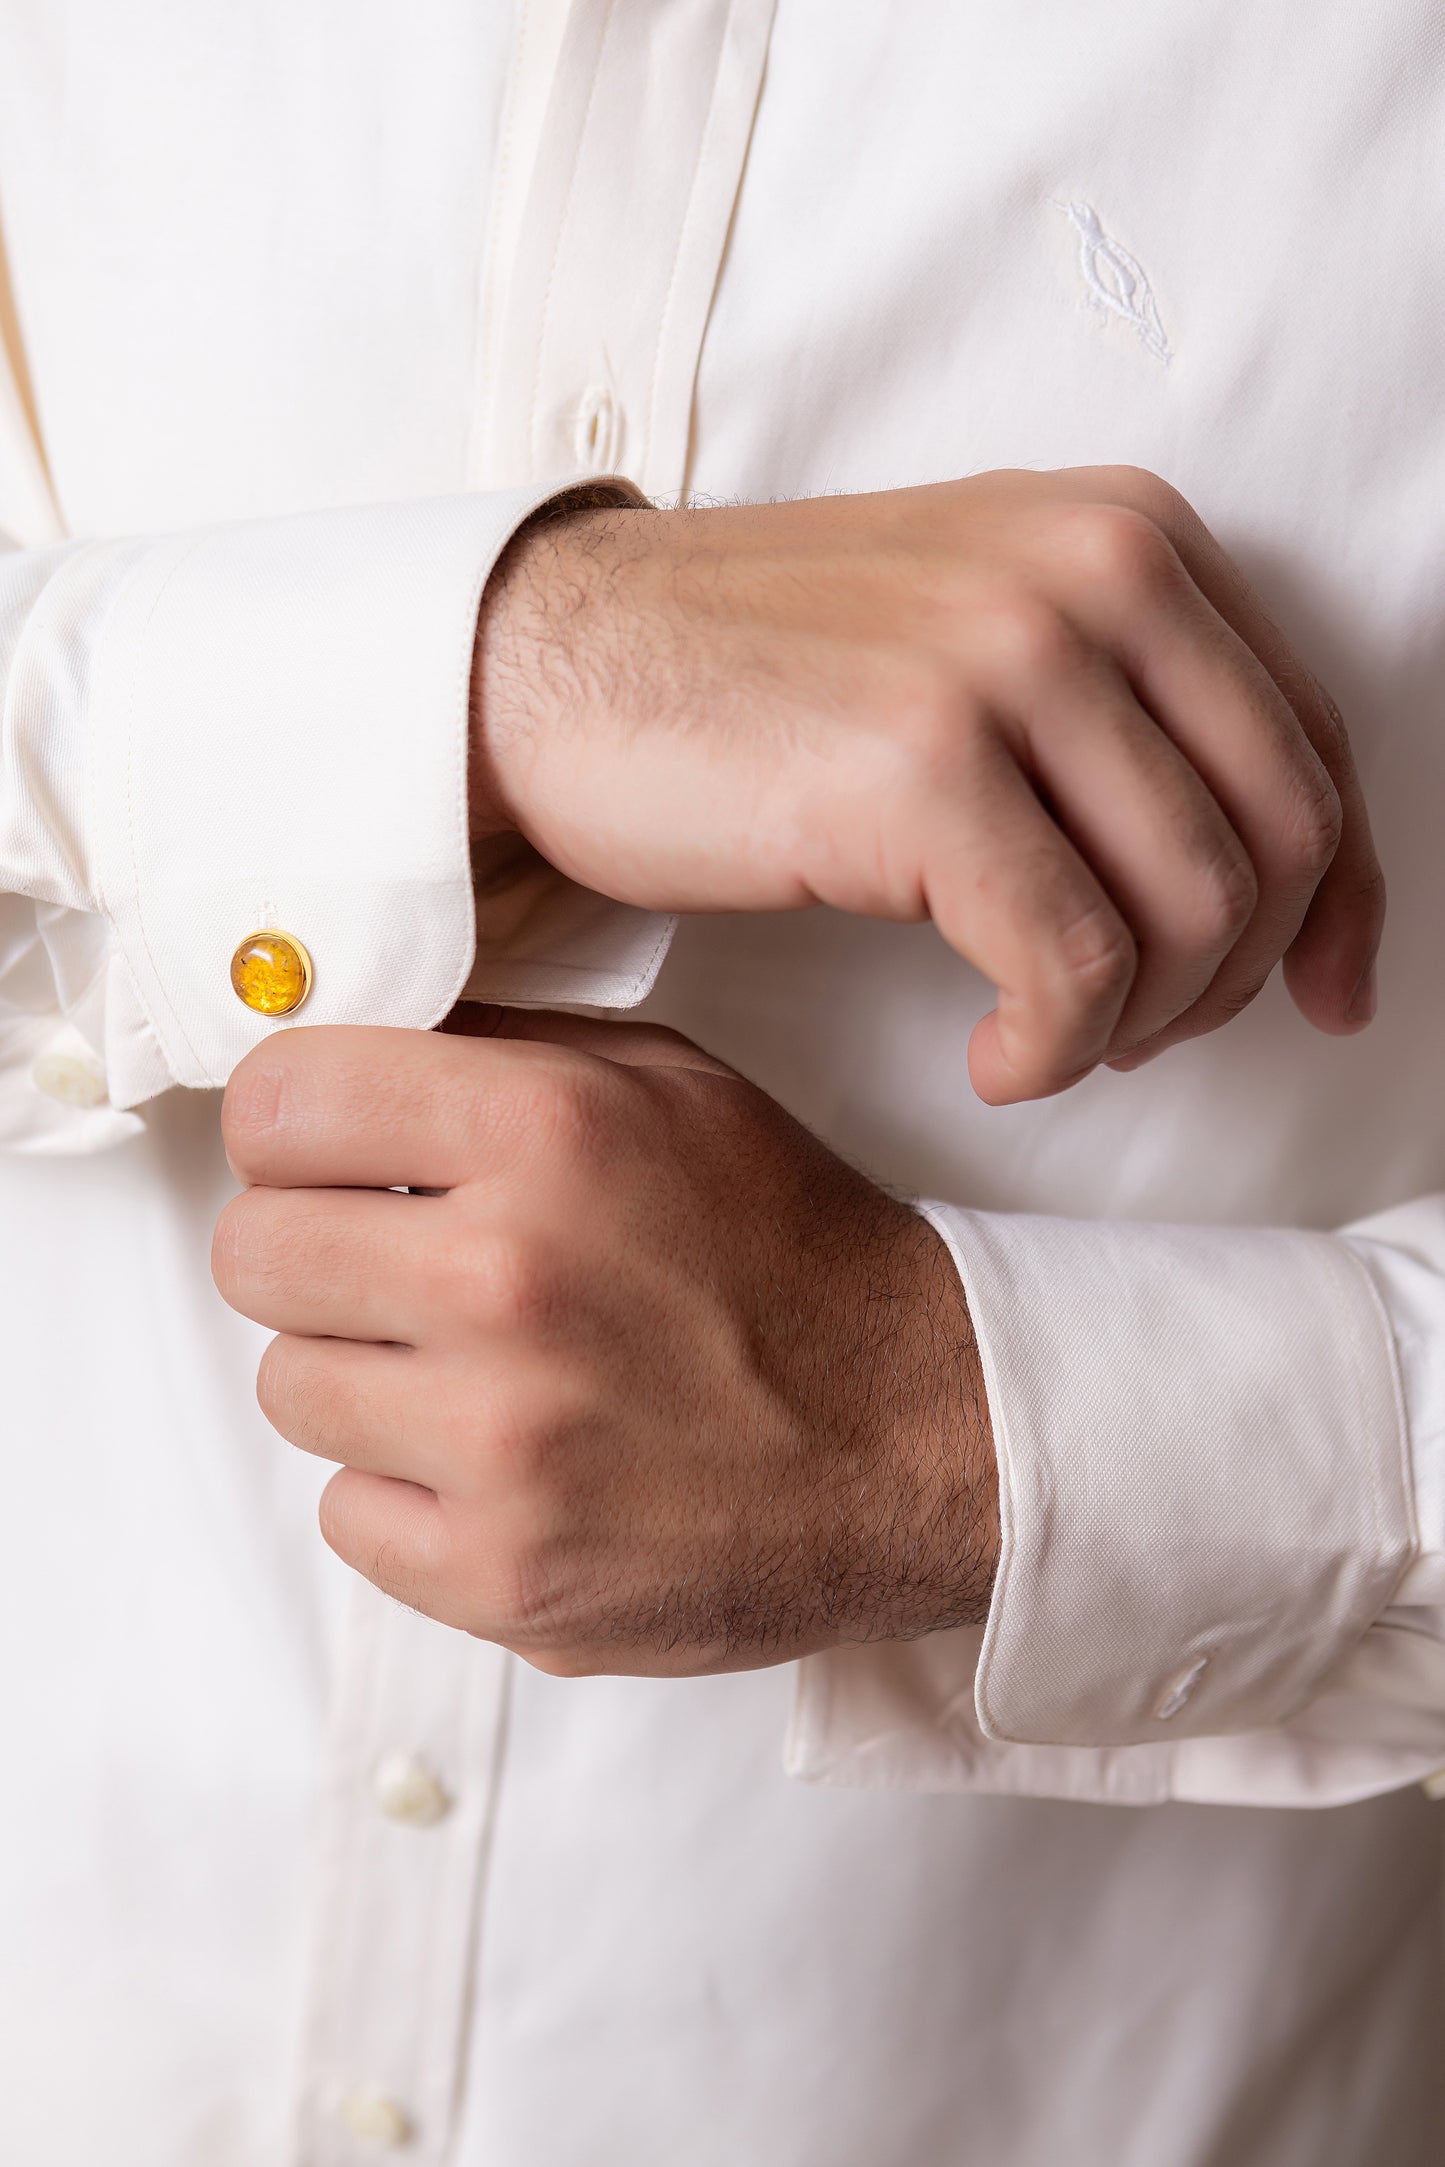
<box><xmin>339</xmin><ymin>2087</ymin><xmax>412</xmax><ymax>2147</ymax></box>
<box><xmin>1422</xmin><ymin>1766</ymin><xmax>1445</xmax><ymax>1802</ymax></box>
<box><xmin>371</xmin><ymin>1752</ymin><xmax>452</xmax><ymax>1827</ymax></box>
<box><xmin>1153</xmin><ymin>1654</ymin><xmax>1209</xmax><ymax>1721</ymax></box>
<box><xmin>569</xmin><ymin>384</ymin><xmax>620</xmax><ymax>470</ymax></box>
<box><xmin>31</xmin><ymin>1046</ymin><xmax>108</xmax><ymax>1108</ymax></box>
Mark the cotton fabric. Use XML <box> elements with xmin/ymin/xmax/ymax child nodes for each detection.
<box><xmin>2</xmin><ymin>2</ymin><xmax>1445</xmax><ymax>2161</ymax></box>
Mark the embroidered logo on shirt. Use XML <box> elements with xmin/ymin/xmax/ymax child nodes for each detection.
<box><xmin>1057</xmin><ymin>200</ymin><xmax>1172</xmax><ymax>365</ymax></box>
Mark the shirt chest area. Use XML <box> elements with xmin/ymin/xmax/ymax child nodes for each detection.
<box><xmin>0</xmin><ymin>2</ymin><xmax>1441</xmax><ymax>539</ymax></box>
<box><xmin>4</xmin><ymin>0</ymin><xmax>1443</xmax><ymax>1224</ymax></box>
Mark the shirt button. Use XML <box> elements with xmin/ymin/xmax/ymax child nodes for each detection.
<box><xmin>372</xmin><ymin>1752</ymin><xmax>452</xmax><ymax>1827</ymax></box>
<box><xmin>31</xmin><ymin>1045</ymin><xmax>108</xmax><ymax>1107</ymax></box>
<box><xmin>230</xmin><ymin>929</ymin><xmax>313</xmax><ymax>1015</ymax></box>
<box><xmin>569</xmin><ymin>384</ymin><xmax>620</xmax><ymax>470</ymax></box>
<box><xmin>338</xmin><ymin>2087</ymin><xmax>412</xmax><ymax>2147</ymax></box>
<box><xmin>1423</xmin><ymin>1767</ymin><xmax>1445</xmax><ymax>1801</ymax></box>
<box><xmin>1152</xmin><ymin>1654</ymin><xmax>1209</xmax><ymax>1721</ymax></box>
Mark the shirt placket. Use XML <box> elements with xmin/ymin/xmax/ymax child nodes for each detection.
<box><xmin>288</xmin><ymin>5</ymin><xmax>775</xmax><ymax>2160</ymax></box>
<box><xmin>470</xmin><ymin>0</ymin><xmax>778</xmax><ymax>502</ymax></box>
<box><xmin>290</xmin><ymin>1584</ymin><xmax>513</xmax><ymax>2163</ymax></box>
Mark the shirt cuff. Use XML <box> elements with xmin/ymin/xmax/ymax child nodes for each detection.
<box><xmin>920</xmin><ymin>1203</ymin><xmax>1415</xmax><ymax>1747</ymax></box>
<box><xmin>788</xmin><ymin>1196</ymin><xmax>1445</xmax><ymax>1809</ymax></box>
<box><xmin>459</xmin><ymin>835</ymin><xmax>674</xmax><ymax>1012</ymax></box>
<box><xmin>76</xmin><ymin>481</ymin><xmax>649</xmax><ymax>1107</ymax></box>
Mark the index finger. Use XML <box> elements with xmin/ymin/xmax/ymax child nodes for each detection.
<box><xmin>221</xmin><ymin>1023</ymin><xmax>587</xmax><ymax>1190</ymax></box>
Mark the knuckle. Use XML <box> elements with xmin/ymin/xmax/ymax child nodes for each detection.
<box><xmin>526</xmin><ymin>1055</ymin><xmax>610</xmax><ymax>1164</ymax></box>
<box><xmin>1055</xmin><ymin>899</ymin><xmax>1137</xmax><ymax>1009</ymax></box>
<box><xmin>256</xmin><ymin>1339</ymin><xmax>331</xmax><ymax>1449</ymax></box>
<box><xmin>209</xmin><ymin>1196</ymin><xmax>250</xmax><ymax>1300</ymax></box>
<box><xmin>1187</xmin><ymin>845</ymin><xmax>1258</xmax><ymax>948</ymax></box>
<box><xmin>253</xmin><ymin>1338</ymin><xmax>292</xmax><ymax>1429</ymax></box>
<box><xmin>1161</xmin><ymin>974</ymin><xmax>1269</xmax><ymax>1055</ymax></box>
<box><xmin>454</xmin><ymin>1228</ymin><xmax>559</xmax><ymax>1335</ymax></box>
<box><xmin>220</xmin><ymin>1051</ymin><xmax>287</xmax><ymax>1174</ymax></box>
<box><xmin>1001</xmin><ymin>898</ymin><xmax>1135</xmax><ymax>1093</ymax></box>
<box><xmin>315</xmin><ymin>1476</ymin><xmax>349</xmax><ymax>1553</ymax></box>
<box><xmin>366</xmin><ymin>1541</ymin><xmax>426</xmax><ymax>1613</ymax></box>
<box><xmin>979</xmin><ymin>591</ymin><xmax>1081</xmax><ymax>684</ymax></box>
<box><xmin>318</xmin><ymin>1477</ymin><xmax>447</xmax><ymax>1612</ymax></box>
<box><xmin>883</xmin><ymin>653</ymin><xmax>967</xmax><ymax>770</ymax></box>
<box><xmin>317</xmin><ymin>1470</ymin><xmax>378</xmax><ymax>1568</ymax></box>
<box><xmin>473</xmin><ymin>1386</ymin><xmax>556</xmax><ymax>1490</ymax></box>
<box><xmin>1067</xmin><ymin>503</ymin><xmax>1179</xmax><ymax>597</ymax></box>
<box><xmin>1095</xmin><ymin>463</ymin><xmax>1187</xmax><ymax>522</ymax></box>
<box><xmin>1302</xmin><ymin>678</ymin><xmax>1351</xmax><ymax>763</ymax></box>
<box><xmin>365</xmin><ymin>1536</ymin><xmax>431</xmax><ymax>1615</ymax></box>
<box><xmin>211</xmin><ymin>1191</ymin><xmax>296</xmax><ymax>1308</ymax></box>
<box><xmin>1282</xmin><ymin>770</ymin><xmax>1344</xmax><ymax>878</ymax></box>
<box><xmin>1208</xmin><ymin>975</ymin><xmax>1270</xmax><ymax>1025</ymax></box>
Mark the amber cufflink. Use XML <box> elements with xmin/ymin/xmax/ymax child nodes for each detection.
<box><xmin>230</xmin><ymin>930</ymin><xmax>313</xmax><ymax>1016</ymax></box>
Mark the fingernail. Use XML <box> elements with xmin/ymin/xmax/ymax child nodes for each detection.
<box><xmin>1345</xmin><ymin>961</ymin><xmax>1378</xmax><ymax>1026</ymax></box>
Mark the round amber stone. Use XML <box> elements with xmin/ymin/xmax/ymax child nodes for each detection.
<box><xmin>230</xmin><ymin>930</ymin><xmax>313</xmax><ymax>1016</ymax></box>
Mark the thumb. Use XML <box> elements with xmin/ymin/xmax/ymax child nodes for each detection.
<box><xmin>439</xmin><ymin>1002</ymin><xmax>735</xmax><ymax>1077</ymax></box>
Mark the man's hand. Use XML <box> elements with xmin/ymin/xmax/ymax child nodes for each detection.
<box><xmin>212</xmin><ymin>1013</ymin><xmax>998</xmax><ymax>1675</ymax></box>
<box><xmin>473</xmin><ymin>470</ymin><xmax>1385</xmax><ymax>1104</ymax></box>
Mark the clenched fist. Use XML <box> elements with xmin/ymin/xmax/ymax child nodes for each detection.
<box><xmin>212</xmin><ymin>1010</ymin><xmax>998</xmax><ymax>1674</ymax></box>
<box><xmin>473</xmin><ymin>469</ymin><xmax>1384</xmax><ymax>1104</ymax></box>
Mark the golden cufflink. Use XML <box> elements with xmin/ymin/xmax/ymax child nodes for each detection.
<box><xmin>230</xmin><ymin>929</ymin><xmax>314</xmax><ymax>1016</ymax></box>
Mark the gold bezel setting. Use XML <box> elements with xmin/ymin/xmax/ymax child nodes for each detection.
<box><xmin>230</xmin><ymin>929</ymin><xmax>314</xmax><ymax>1016</ymax></box>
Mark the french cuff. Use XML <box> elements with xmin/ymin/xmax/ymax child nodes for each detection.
<box><xmin>85</xmin><ymin>479</ymin><xmax>648</xmax><ymax>1107</ymax></box>
<box><xmin>459</xmin><ymin>835</ymin><xmax>674</xmax><ymax>1012</ymax></box>
<box><xmin>921</xmin><ymin>1204</ymin><xmax>1415</xmax><ymax>1748</ymax></box>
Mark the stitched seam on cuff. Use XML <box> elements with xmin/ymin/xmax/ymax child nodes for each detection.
<box><xmin>1322</xmin><ymin>1236</ymin><xmax>1388</xmax><ymax>1584</ymax></box>
<box><xmin>468</xmin><ymin>914</ymin><xmax>677</xmax><ymax>1001</ymax></box>
<box><xmin>1334</xmin><ymin>1232</ymin><xmax>1418</xmax><ymax>1591</ymax></box>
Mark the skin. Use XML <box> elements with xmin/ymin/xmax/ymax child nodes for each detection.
<box><xmin>215</xmin><ymin>470</ymin><xmax>1387</xmax><ymax>1654</ymax></box>
<box><xmin>472</xmin><ymin>468</ymin><xmax>1385</xmax><ymax>1105</ymax></box>
<box><xmin>213</xmin><ymin>1010</ymin><xmax>998</xmax><ymax>1675</ymax></box>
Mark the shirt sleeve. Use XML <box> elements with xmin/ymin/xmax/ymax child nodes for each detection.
<box><xmin>787</xmin><ymin>1192</ymin><xmax>1445</xmax><ymax>1810</ymax></box>
<box><xmin>0</xmin><ymin>481</ymin><xmax>674</xmax><ymax>1156</ymax></box>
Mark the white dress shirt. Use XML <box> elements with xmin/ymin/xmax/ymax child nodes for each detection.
<box><xmin>2</xmin><ymin>3</ymin><xmax>1444</xmax><ymax>2161</ymax></box>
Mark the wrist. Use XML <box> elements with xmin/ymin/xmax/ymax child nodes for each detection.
<box><xmin>815</xmin><ymin>1185</ymin><xmax>998</xmax><ymax>1647</ymax></box>
<box><xmin>467</xmin><ymin>489</ymin><xmax>649</xmax><ymax>844</ymax></box>
<box><xmin>875</xmin><ymin>1207</ymin><xmax>1000</xmax><ymax>1636</ymax></box>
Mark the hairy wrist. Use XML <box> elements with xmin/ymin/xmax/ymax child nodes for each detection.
<box><xmin>778</xmin><ymin>1142</ymin><xmax>999</xmax><ymax>1654</ymax></box>
<box><xmin>468</xmin><ymin>495</ymin><xmax>651</xmax><ymax>843</ymax></box>
<box><xmin>850</xmin><ymin>1203</ymin><xmax>999</xmax><ymax>1640</ymax></box>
